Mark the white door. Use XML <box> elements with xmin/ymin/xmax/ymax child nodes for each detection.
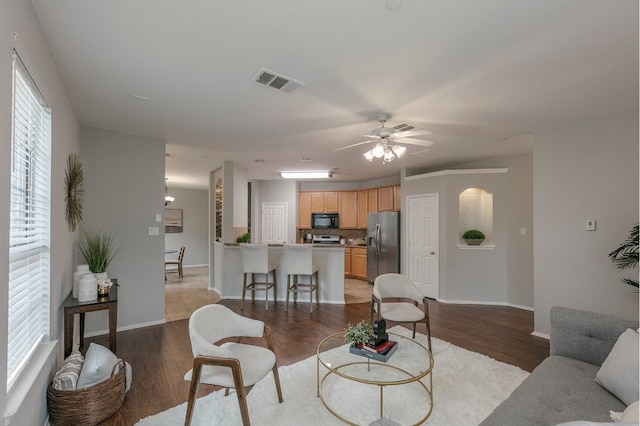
<box><xmin>262</xmin><ymin>202</ymin><xmax>287</xmax><ymax>244</ymax></box>
<box><xmin>406</xmin><ymin>194</ymin><xmax>439</xmax><ymax>299</ymax></box>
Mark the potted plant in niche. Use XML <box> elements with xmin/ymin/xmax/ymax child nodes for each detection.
<box><xmin>463</xmin><ymin>229</ymin><xmax>485</xmax><ymax>245</ymax></box>
<box><xmin>76</xmin><ymin>230</ymin><xmax>122</xmax><ymax>295</ymax></box>
<box><xmin>344</xmin><ymin>320</ymin><xmax>374</xmax><ymax>349</ymax></box>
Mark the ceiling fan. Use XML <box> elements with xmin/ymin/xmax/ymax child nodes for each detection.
<box><xmin>335</xmin><ymin>114</ymin><xmax>434</xmax><ymax>163</ymax></box>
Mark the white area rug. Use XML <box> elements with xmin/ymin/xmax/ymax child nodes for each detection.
<box><xmin>136</xmin><ymin>326</ymin><xmax>528</xmax><ymax>425</ymax></box>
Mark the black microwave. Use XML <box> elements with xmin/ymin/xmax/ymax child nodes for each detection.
<box><xmin>312</xmin><ymin>213</ymin><xmax>339</xmax><ymax>229</ymax></box>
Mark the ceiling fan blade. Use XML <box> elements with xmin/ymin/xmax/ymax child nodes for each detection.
<box><xmin>392</xmin><ymin>137</ymin><xmax>434</xmax><ymax>147</ymax></box>
<box><xmin>361</xmin><ymin>134</ymin><xmax>382</xmax><ymax>139</ymax></box>
<box><xmin>333</xmin><ymin>139</ymin><xmax>377</xmax><ymax>151</ymax></box>
<box><xmin>394</xmin><ymin>128</ymin><xmax>432</xmax><ymax>138</ymax></box>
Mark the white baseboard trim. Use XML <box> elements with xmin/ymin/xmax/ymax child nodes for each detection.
<box><xmin>436</xmin><ymin>299</ymin><xmax>534</xmax><ymax>311</ymax></box>
<box><xmin>183</xmin><ymin>264</ymin><xmax>208</xmax><ymax>268</ymax></box>
<box><xmin>84</xmin><ymin>318</ymin><xmax>166</xmax><ymax>338</ymax></box>
<box><xmin>531</xmin><ymin>331</ymin><xmax>550</xmax><ymax>340</ymax></box>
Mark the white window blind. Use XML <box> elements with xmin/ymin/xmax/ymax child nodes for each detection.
<box><xmin>8</xmin><ymin>51</ymin><xmax>51</xmax><ymax>390</ymax></box>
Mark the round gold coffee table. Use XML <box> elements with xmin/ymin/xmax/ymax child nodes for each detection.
<box><xmin>316</xmin><ymin>331</ymin><xmax>434</xmax><ymax>425</ymax></box>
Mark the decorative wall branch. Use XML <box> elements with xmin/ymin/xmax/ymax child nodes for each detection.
<box><xmin>64</xmin><ymin>153</ymin><xmax>84</xmax><ymax>232</ymax></box>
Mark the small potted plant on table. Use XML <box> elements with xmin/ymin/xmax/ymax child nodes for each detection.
<box><xmin>344</xmin><ymin>320</ymin><xmax>374</xmax><ymax>349</ymax></box>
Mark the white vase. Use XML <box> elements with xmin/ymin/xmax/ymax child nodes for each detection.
<box><xmin>78</xmin><ymin>274</ymin><xmax>98</xmax><ymax>302</ymax></box>
<box><xmin>73</xmin><ymin>264</ymin><xmax>90</xmax><ymax>298</ymax></box>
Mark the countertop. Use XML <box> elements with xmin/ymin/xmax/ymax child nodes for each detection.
<box><xmin>222</xmin><ymin>242</ymin><xmax>357</xmax><ymax>248</ymax></box>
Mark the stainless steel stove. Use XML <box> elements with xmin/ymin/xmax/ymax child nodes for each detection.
<box><xmin>312</xmin><ymin>235</ymin><xmax>341</xmax><ymax>244</ymax></box>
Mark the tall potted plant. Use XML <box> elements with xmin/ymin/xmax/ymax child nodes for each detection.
<box><xmin>76</xmin><ymin>230</ymin><xmax>122</xmax><ymax>278</ymax></box>
<box><xmin>608</xmin><ymin>224</ymin><xmax>638</xmax><ymax>288</ymax></box>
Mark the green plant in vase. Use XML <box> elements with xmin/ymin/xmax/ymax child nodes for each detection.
<box><xmin>344</xmin><ymin>320</ymin><xmax>374</xmax><ymax>348</ymax></box>
<box><xmin>608</xmin><ymin>224</ymin><xmax>638</xmax><ymax>288</ymax></box>
<box><xmin>76</xmin><ymin>230</ymin><xmax>122</xmax><ymax>276</ymax></box>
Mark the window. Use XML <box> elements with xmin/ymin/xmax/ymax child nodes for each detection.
<box><xmin>8</xmin><ymin>51</ymin><xmax>51</xmax><ymax>390</ymax></box>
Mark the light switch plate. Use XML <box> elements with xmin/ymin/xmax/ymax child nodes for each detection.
<box><xmin>148</xmin><ymin>226</ymin><xmax>159</xmax><ymax>236</ymax></box>
<box><xmin>585</xmin><ymin>220</ymin><xmax>596</xmax><ymax>231</ymax></box>
<box><xmin>156</xmin><ymin>214</ymin><xmax>162</xmax><ymax>222</ymax></box>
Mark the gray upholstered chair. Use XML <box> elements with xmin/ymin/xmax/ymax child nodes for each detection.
<box><xmin>371</xmin><ymin>273</ymin><xmax>432</xmax><ymax>352</ymax></box>
<box><xmin>184</xmin><ymin>304</ymin><xmax>283</xmax><ymax>426</ymax></box>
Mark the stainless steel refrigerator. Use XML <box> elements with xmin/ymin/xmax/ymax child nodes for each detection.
<box><xmin>367</xmin><ymin>211</ymin><xmax>400</xmax><ymax>283</ymax></box>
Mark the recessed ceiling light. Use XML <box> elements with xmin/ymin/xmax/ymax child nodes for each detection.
<box><xmin>132</xmin><ymin>94</ymin><xmax>148</xmax><ymax>100</ymax></box>
<box><xmin>300</xmin><ymin>158</ymin><xmax>312</xmax><ymax>162</ymax></box>
<box><xmin>254</xmin><ymin>159</ymin><xmax>265</xmax><ymax>163</ymax></box>
<box><xmin>280</xmin><ymin>171</ymin><xmax>333</xmax><ymax>179</ymax></box>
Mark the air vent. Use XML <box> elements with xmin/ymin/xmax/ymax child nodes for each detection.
<box><xmin>252</xmin><ymin>68</ymin><xmax>305</xmax><ymax>94</ymax></box>
<box><xmin>394</xmin><ymin>123</ymin><xmax>416</xmax><ymax>132</ymax></box>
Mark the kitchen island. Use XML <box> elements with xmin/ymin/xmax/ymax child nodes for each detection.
<box><xmin>212</xmin><ymin>243</ymin><xmax>345</xmax><ymax>304</ymax></box>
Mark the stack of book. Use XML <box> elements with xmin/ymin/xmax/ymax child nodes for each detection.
<box><xmin>349</xmin><ymin>340</ymin><xmax>398</xmax><ymax>362</ymax></box>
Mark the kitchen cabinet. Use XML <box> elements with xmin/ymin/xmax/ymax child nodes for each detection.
<box><xmin>352</xmin><ymin>247</ymin><xmax>367</xmax><ymax>280</ymax></box>
<box><xmin>344</xmin><ymin>248</ymin><xmax>352</xmax><ymax>276</ymax></box>
<box><xmin>338</xmin><ymin>191</ymin><xmax>357</xmax><ymax>229</ymax></box>
<box><xmin>368</xmin><ymin>189</ymin><xmax>378</xmax><ymax>213</ymax></box>
<box><xmin>357</xmin><ymin>190</ymin><xmax>368</xmax><ymax>229</ymax></box>
<box><xmin>378</xmin><ymin>186</ymin><xmax>395</xmax><ymax>211</ymax></box>
<box><xmin>298</xmin><ymin>192</ymin><xmax>312</xmax><ymax>228</ymax></box>
<box><xmin>393</xmin><ymin>185</ymin><xmax>401</xmax><ymax>211</ymax></box>
<box><xmin>310</xmin><ymin>191</ymin><xmax>338</xmax><ymax>212</ymax></box>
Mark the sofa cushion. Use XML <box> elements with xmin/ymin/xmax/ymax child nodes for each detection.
<box><xmin>479</xmin><ymin>356</ymin><xmax>627</xmax><ymax>426</ymax></box>
<box><xmin>595</xmin><ymin>328</ymin><xmax>639</xmax><ymax>405</ymax></box>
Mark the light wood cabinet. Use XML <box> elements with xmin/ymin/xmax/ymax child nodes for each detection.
<box><xmin>368</xmin><ymin>189</ymin><xmax>378</xmax><ymax>213</ymax></box>
<box><xmin>352</xmin><ymin>247</ymin><xmax>367</xmax><ymax>280</ymax></box>
<box><xmin>338</xmin><ymin>191</ymin><xmax>358</xmax><ymax>229</ymax></box>
<box><xmin>378</xmin><ymin>186</ymin><xmax>395</xmax><ymax>211</ymax></box>
<box><xmin>309</xmin><ymin>191</ymin><xmax>338</xmax><ymax>213</ymax></box>
<box><xmin>298</xmin><ymin>192</ymin><xmax>312</xmax><ymax>228</ymax></box>
<box><xmin>324</xmin><ymin>191</ymin><xmax>338</xmax><ymax>212</ymax></box>
<box><xmin>344</xmin><ymin>247</ymin><xmax>352</xmax><ymax>276</ymax></box>
<box><xmin>357</xmin><ymin>190</ymin><xmax>368</xmax><ymax>229</ymax></box>
<box><xmin>393</xmin><ymin>185</ymin><xmax>401</xmax><ymax>211</ymax></box>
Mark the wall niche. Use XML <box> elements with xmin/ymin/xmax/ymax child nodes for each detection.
<box><xmin>458</xmin><ymin>187</ymin><xmax>494</xmax><ymax>248</ymax></box>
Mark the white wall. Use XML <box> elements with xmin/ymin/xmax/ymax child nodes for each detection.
<box><xmin>80</xmin><ymin>126</ymin><xmax>166</xmax><ymax>333</ymax></box>
<box><xmin>164</xmin><ymin>187</ymin><xmax>209</xmax><ymax>266</ymax></box>
<box><xmin>0</xmin><ymin>1</ymin><xmax>80</xmax><ymax>424</ymax></box>
<box><xmin>533</xmin><ymin>110</ymin><xmax>639</xmax><ymax>334</ymax></box>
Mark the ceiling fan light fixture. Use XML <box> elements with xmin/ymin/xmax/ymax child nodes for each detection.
<box><xmin>372</xmin><ymin>143</ymin><xmax>385</xmax><ymax>158</ymax></box>
<box><xmin>363</xmin><ymin>150</ymin><xmax>375</xmax><ymax>161</ymax></box>
<box><xmin>391</xmin><ymin>145</ymin><xmax>407</xmax><ymax>158</ymax></box>
<box><xmin>383</xmin><ymin>149</ymin><xmax>396</xmax><ymax>163</ymax></box>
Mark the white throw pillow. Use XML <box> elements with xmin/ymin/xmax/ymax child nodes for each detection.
<box><xmin>76</xmin><ymin>343</ymin><xmax>118</xmax><ymax>389</ymax></box>
<box><xmin>596</xmin><ymin>328</ymin><xmax>639</xmax><ymax>406</ymax></box>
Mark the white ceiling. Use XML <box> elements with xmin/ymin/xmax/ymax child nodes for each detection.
<box><xmin>32</xmin><ymin>0</ymin><xmax>638</xmax><ymax>189</ymax></box>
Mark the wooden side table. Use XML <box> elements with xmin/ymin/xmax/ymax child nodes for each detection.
<box><xmin>63</xmin><ymin>282</ymin><xmax>118</xmax><ymax>357</ymax></box>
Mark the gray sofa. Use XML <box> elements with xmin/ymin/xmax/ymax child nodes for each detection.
<box><xmin>480</xmin><ymin>306</ymin><xmax>638</xmax><ymax>426</ymax></box>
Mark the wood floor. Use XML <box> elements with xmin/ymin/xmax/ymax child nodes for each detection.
<box><xmin>88</xmin><ymin>295</ymin><xmax>549</xmax><ymax>425</ymax></box>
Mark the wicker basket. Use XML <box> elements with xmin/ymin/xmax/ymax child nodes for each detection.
<box><xmin>47</xmin><ymin>359</ymin><xmax>126</xmax><ymax>426</ymax></box>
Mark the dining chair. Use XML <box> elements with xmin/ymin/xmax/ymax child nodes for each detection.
<box><xmin>165</xmin><ymin>245</ymin><xmax>185</xmax><ymax>279</ymax></box>
<box><xmin>371</xmin><ymin>273</ymin><xmax>432</xmax><ymax>352</ymax></box>
<box><xmin>184</xmin><ymin>304</ymin><xmax>283</xmax><ymax>426</ymax></box>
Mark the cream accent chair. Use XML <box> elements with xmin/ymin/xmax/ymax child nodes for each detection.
<box><xmin>239</xmin><ymin>243</ymin><xmax>277</xmax><ymax>310</ymax></box>
<box><xmin>184</xmin><ymin>304</ymin><xmax>283</xmax><ymax>426</ymax></box>
<box><xmin>283</xmin><ymin>244</ymin><xmax>319</xmax><ymax>312</ymax></box>
<box><xmin>371</xmin><ymin>273</ymin><xmax>432</xmax><ymax>352</ymax></box>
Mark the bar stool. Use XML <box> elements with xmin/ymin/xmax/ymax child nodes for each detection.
<box><xmin>239</xmin><ymin>243</ymin><xmax>277</xmax><ymax>310</ymax></box>
<box><xmin>283</xmin><ymin>244</ymin><xmax>319</xmax><ymax>313</ymax></box>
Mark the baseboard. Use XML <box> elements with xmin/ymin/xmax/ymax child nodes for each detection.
<box><xmin>183</xmin><ymin>264</ymin><xmax>208</xmax><ymax>268</ymax></box>
<box><xmin>84</xmin><ymin>318</ymin><xmax>166</xmax><ymax>338</ymax></box>
<box><xmin>222</xmin><ymin>295</ymin><xmax>345</xmax><ymax>305</ymax></box>
<box><xmin>437</xmin><ymin>299</ymin><xmax>534</xmax><ymax>311</ymax></box>
<box><xmin>531</xmin><ymin>331</ymin><xmax>550</xmax><ymax>340</ymax></box>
